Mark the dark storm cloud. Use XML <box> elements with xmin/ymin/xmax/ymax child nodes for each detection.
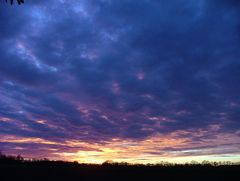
<box><xmin>0</xmin><ymin>0</ymin><xmax>240</xmax><ymax>158</ymax></box>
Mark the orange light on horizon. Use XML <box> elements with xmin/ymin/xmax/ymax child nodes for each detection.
<box><xmin>1</xmin><ymin>124</ymin><xmax>240</xmax><ymax>164</ymax></box>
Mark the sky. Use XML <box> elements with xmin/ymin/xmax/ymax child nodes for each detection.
<box><xmin>0</xmin><ymin>0</ymin><xmax>240</xmax><ymax>164</ymax></box>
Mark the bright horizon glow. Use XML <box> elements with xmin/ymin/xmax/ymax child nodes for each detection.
<box><xmin>1</xmin><ymin>129</ymin><xmax>240</xmax><ymax>164</ymax></box>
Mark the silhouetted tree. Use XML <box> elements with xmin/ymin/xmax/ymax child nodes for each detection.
<box><xmin>5</xmin><ymin>0</ymin><xmax>24</xmax><ymax>5</ymax></box>
<box><xmin>202</xmin><ymin>160</ymin><xmax>211</xmax><ymax>166</ymax></box>
<box><xmin>16</xmin><ymin>154</ymin><xmax>23</xmax><ymax>161</ymax></box>
<box><xmin>102</xmin><ymin>160</ymin><xmax>114</xmax><ymax>166</ymax></box>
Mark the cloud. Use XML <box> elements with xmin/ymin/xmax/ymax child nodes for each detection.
<box><xmin>0</xmin><ymin>0</ymin><xmax>239</xmax><ymax>161</ymax></box>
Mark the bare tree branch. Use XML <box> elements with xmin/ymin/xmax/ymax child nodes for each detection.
<box><xmin>5</xmin><ymin>0</ymin><xmax>24</xmax><ymax>5</ymax></box>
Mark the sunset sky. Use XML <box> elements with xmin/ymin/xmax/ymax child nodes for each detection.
<box><xmin>0</xmin><ymin>0</ymin><xmax>240</xmax><ymax>163</ymax></box>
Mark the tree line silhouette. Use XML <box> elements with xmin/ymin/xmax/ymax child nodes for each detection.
<box><xmin>0</xmin><ymin>152</ymin><xmax>239</xmax><ymax>167</ymax></box>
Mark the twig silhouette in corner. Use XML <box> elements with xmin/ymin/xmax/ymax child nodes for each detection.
<box><xmin>6</xmin><ymin>0</ymin><xmax>24</xmax><ymax>5</ymax></box>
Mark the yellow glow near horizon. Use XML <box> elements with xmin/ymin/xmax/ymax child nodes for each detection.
<box><xmin>1</xmin><ymin>125</ymin><xmax>240</xmax><ymax>164</ymax></box>
<box><xmin>54</xmin><ymin>131</ymin><xmax>240</xmax><ymax>164</ymax></box>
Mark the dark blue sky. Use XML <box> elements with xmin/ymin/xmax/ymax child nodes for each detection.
<box><xmin>0</xmin><ymin>0</ymin><xmax>240</xmax><ymax>163</ymax></box>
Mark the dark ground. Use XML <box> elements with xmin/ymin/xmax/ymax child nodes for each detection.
<box><xmin>0</xmin><ymin>155</ymin><xmax>240</xmax><ymax>181</ymax></box>
<box><xmin>1</xmin><ymin>162</ymin><xmax>240</xmax><ymax>181</ymax></box>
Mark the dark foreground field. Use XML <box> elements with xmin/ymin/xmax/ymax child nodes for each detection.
<box><xmin>0</xmin><ymin>156</ymin><xmax>239</xmax><ymax>181</ymax></box>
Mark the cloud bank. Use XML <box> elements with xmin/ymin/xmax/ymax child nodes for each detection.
<box><xmin>0</xmin><ymin>0</ymin><xmax>240</xmax><ymax>163</ymax></box>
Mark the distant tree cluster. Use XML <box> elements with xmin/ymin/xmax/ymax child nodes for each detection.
<box><xmin>0</xmin><ymin>152</ymin><xmax>24</xmax><ymax>164</ymax></box>
<box><xmin>102</xmin><ymin>160</ymin><xmax>239</xmax><ymax>167</ymax></box>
